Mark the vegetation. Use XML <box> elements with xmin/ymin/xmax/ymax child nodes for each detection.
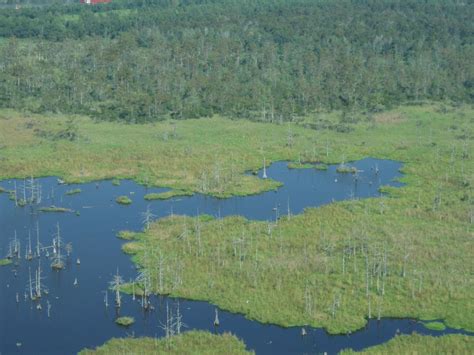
<box><xmin>79</xmin><ymin>330</ymin><xmax>253</xmax><ymax>355</ymax></box>
<box><xmin>144</xmin><ymin>190</ymin><xmax>193</xmax><ymax>201</ymax></box>
<box><xmin>0</xmin><ymin>258</ymin><xmax>12</xmax><ymax>266</ymax></box>
<box><xmin>38</xmin><ymin>206</ymin><xmax>73</xmax><ymax>213</ymax></box>
<box><xmin>115</xmin><ymin>316</ymin><xmax>135</xmax><ymax>327</ymax></box>
<box><xmin>336</xmin><ymin>164</ymin><xmax>358</xmax><ymax>174</ymax></box>
<box><xmin>0</xmin><ymin>109</ymin><xmax>309</xmax><ymax>197</ymax></box>
<box><xmin>117</xmin><ymin>104</ymin><xmax>473</xmax><ymax>334</ymax></box>
<box><xmin>116</xmin><ymin>195</ymin><xmax>132</xmax><ymax>205</ymax></box>
<box><xmin>341</xmin><ymin>334</ymin><xmax>474</xmax><ymax>354</ymax></box>
<box><xmin>0</xmin><ymin>1</ymin><xmax>471</xmax><ymax>122</ymax></box>
<box><xmin>65</xmin><ymin>188</ymin><xmax>81</xmax><ymax>195</ymax></box>
<box><xmin>423</xmin><ymin>321</ymin><xmax>447</xmax><ymax>331</ymax></box>
<box><xmin>117</xmin><ymin>230</ymin><xmax>138</xmax><ymax>240</ymax></box>
<box><xmin>287</xmin><ymin>162</ymin><xmax>314</xmax><ymax>170</ymax></box>
<box><xmin>111</xmin><ymin>179</ymin><xmax>121</xmax><ymax>186</ymax></box>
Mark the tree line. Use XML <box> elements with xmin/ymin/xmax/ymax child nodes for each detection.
<box><xmin>0</xmin><ymin>0</ymin><xmax>472</xmax><ymax>122</ymax></box>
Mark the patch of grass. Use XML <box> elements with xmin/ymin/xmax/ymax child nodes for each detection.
<box><xmin>118</xmin><ymin>105</ymin><xmax>474</xmax><ymax>334</ymax></box>
<box><xmin>287</xmin><ymin>162</ymin><xmax>314</xmax><ymax>169</ymax></box>
<box><xmin>0</xmin><ymin>258</ymin><xmax>12</xmax><ymax>266</ymax></box>
<box><xmin>112</xmin><ymin>179</ymin><xmax>121</xmax><ymax>186</ymax></box>
<box><xmin>1</xmin><ymin>104</ymin><xmax>473</xmax><ymax>338</ymax></box>
<box><xmin>340</xmin><ymin>334</ymin><xmax>474</xmax><ymax>354</ymax></box>
<box><xmin>144</xmin><ymin>189</ymin><xmax>193</xmax><ymax>201</ymax></box>
<box><xmin>79</xmin><ymin>330</ymin><xmax>253</xmax><ymax>355</ymax></box>
<box><xmin>0</xmin><ymin>110</ymin><xmax>326</xmax><ymax>197</ymax></box>
<box><xmin>117</xmin><ymin>230</ymin><xmax>137</xmax><ymax>240</ymax></box>
<box><xmin>423</xmin><ymin>321</ymin><xmax>447</xmax><ymax>331</ymax></box>
<box><xmin>65</xmin><ymin>188</ymin><xmax>81</xmax><ymax>195</ymax></box>
<box><xmin>314</xmin><ymin>163</ymin><xmax>328</xmax><ymax>170</ymax></box>
<box><xmin>122</xmin><ymin>242</ymin><xmax>141</xmax><ymax>255</ymax></box>
<box><xmin>115</xmin><ymin>317</ymin><xmax>135</xmax><ymax>327</ymax></box>
<box><xmin>38</xmin><ymin>206</ymin><xmax>73</xmax><ymax>213</ymax></box>
<box><xmin>336</xmin><ymin>164</ymin><xmax>358</xmax><ymax>174</ymax></box>
<box><xmin>116</xmin><ymin>196</ymin><xmax>132</xmax><ymax>205</ymax></box>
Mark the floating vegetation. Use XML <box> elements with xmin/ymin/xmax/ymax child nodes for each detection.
<box><xmin>423</xmin><ymin>321</ymin><xmax>447</xmax><ymax>331</ymax></box>
<box><xmin>116</xmin><ymin>196</ymin><xmax>132</xmax><ymax>205</ymax></box>
<box><xmin>116</xmin><ymin>231</ymin><xmax>137</xmax><ymax>240</ymax></box>
<box><xmin>0</xmin><ymin>186</ymin><xmax>7</xmax><ymax>193</ymax></box>
<box><xmin>65</xmin><ymin>189</ymin><xmax>81</xmax><ymax>196</ymax></box>
<box><xmin>39</xmin><ymin>206</ymin><xmax>73</xmax><ymax>213</ymax></box>
<box><xmin>144</xmin><ymin>190</ymin><xmax>192</xmax><ymax>201</ymax></box>
<box><xmin>115</xmin><ymin>316</ymin><xmax>135</xmax><ymax>327</ymax></box>
<box><xmin>315</xmin><ymin>164</ymin><xmax>328</xmax><ymax>170</ymax></box>
<box><xmin>112</xmin><ymin>179</ymin><xmax>121</xmax><ymax>186</ymax></box>
<box><xmin>0</xmin><ymin>258</ymin><xmax>12</xmax><ymax>266</ymax></box>
<box><xmin>287</xmin><ymin>162</ymin><xmax>314</xmax><ymax>169</ymax></box>
<box><xmin>336</xmin><ymin>163</ymin><xmax>358</xmax><ymax>174</ymax></box>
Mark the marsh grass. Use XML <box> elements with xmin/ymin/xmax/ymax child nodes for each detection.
<box><xmin>65</xmin><ymin>188</ymin><xmax>81</xmax><ymax>195</ymax></box>
<box><xmin>116</xmin><ymin>196</ymin><xmax>132</xmax><ymax>205</ymax></box>
<box><xmin>423</xmin><ymin>321</ymin><xmax>447</xmax><ymax>331</ymax></box>
<box><xmin>115</xmin><ymin>104</ymin><xmax>473</xmax><ymax>334</ymax></box>
<box><xmin>340</xmin><ymin>334</ymin><xmax>474</xmax><ymax>354</ymax></box>
<box><xmin>144</xmin><ymin>190</ymin><xmax>193</xmax><ymax>201</ymax></box>
<box><xmin>79</xmin><ymin>330</ymin><xmax>252</xmax><ymax>355</ymax></box>
<box><xmin>38</xmin><ymin>206</ymin><xmax>73</xmax><ymax>213</ymax></box>
<box><xmin>1</xmin><ymin>104</ymin><xmax>473</xmax><ymax>336</ymax></box>
<box><xmin>115</xmin><ymin>317</ymin><xmax>135</xmax><ymax>327</ymax></box>
<box><xmin>0</xmin><ymin>258</ymin><xmax>12</xmax><ymax>266</ymax></box>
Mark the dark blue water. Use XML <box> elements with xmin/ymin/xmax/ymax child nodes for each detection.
<box><xmin>0</xmin><ymin>159</ymin><xmax>470</xmax><ymax>354</ymax></box>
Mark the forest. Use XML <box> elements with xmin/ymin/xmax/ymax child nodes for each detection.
<box><xmin>0</xmin><ymin>0</ymin><xmax>472</xmax><ymax>122</ymax></box>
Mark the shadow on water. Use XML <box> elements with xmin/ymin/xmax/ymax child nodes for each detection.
<box><xmin>0</xmin><ymin>158</ymin><xmax>470</xmax><ymax>354</ymax></box>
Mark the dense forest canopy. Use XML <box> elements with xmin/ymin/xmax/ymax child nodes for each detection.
<box><xmin>0</xmin><ymin>0</ymin><xmax>472</xmax><ymax>122</ymax></box>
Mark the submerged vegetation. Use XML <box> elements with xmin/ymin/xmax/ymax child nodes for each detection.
<box><xmin>341</xmin><ymin>334</ymin><xmax>474</xmax><ymax>354</ymax></box>
<box><xmin>79</xmin><ymin>331</ymin><xmax>252</xmax><ymax>355</ymax></box>
<box><xmin>116</xmin><ymin>196</ymin><xmax>132</xmax><ymax>205</ymax></box>
<box><xmin>38</xmin><ymin>206</ymin><xmax>73</xmax><ymax>213</ymax></box>
<box><xmin>0</xmin><ymin>258</ymin><xmax>12</xmax><ymax>266</ymax></box>
<box><xmin>144</xmin><ymin>190</ymin><xmax>193</xmax><ymax>201</ymax></box>
<box><xmin>115</xmin><ymin>316</ymin><xmax>135</xmax><ymax>327</ymax></box>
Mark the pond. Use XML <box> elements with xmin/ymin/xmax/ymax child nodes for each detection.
<box><xmin>0</xmin><ymin>158</ymin><xmax>470</xmax><ymax>354</ymax></box>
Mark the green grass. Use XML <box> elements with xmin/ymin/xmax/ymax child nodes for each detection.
<box><xmin>115</xmin><ymin>104</ymin><xmax>473</xmax><ymax>334</ymax></box>
<box><xmin>0</xmin><ymin>104</ymin><xmax>473</xmax><ymax>338</ymax></box>
<box><xmin>117</xmin><ymin>230</ymin><xmax>138</xmax><ymax>240</ymax></box>
<box><xmin>111</xmin><ymin>179</ymin><xmax>121</xmax><ymax>186</ymax></box>
<box><xmin>144</xmin><ymin>190</ymin><xmax>193</xmax><ymax>200</ymax></box>
<box><xmin>423</xmin><ymin>321</ymin><xmax>447</xmax><ymax>331</ymax></box>
<box><xmin>336</xmin><ymin>164</ymin><xmax>358</xmax><ymax>174</ymax></box>
<box><xmin>0</xmin><ymin>109</ymin><xmax>321</xmax><ymax>197</ymax></box>
<box><xmin>287</xmin><ymin>162</ymin><xmax>314</xmax><ymax>169</ymax></box>
<box><xmin>115</xmin><ymin>316</ymin><xmax>135</xmax><ymax>327</ymax></box>
<box><xmin>315</xmin><ymin>163</ymin><xmax>328</xmax><ymax>170</ymax></box>
<box><xmin>79</xmin><ymin>330</ymin><xmax>253</xmax><ymax>355</ymax></box>
<box><xmin>65</xmin><ymin>188</ymin><xmax>81</xmax><ymax>195</ymax></box>
<box><xmin>38</xmin><ymin>206</ymin><xmax>73</xmax><ymax>213</ymax></box>
<box><xmin>116</xmin><ymin>196</ymin><xmax>132</xmax><ymax>205</ymax></box>
<box><xmin>0</xmin><ymin>258</ymin><xmax>12</xmax><ymax>266</ymax></box>
<box><xmin>340</xmin><ymin>334</ymin><xmax>474</xmax><ymax>354</ymax></box>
